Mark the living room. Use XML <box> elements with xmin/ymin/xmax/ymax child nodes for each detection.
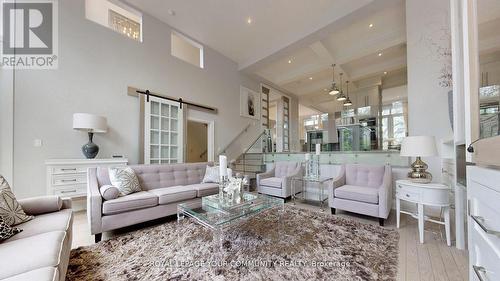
<box><xmin>0</xmin><ymin>0</ymin><xmax>499</xmax><ymax>280</ymax></box>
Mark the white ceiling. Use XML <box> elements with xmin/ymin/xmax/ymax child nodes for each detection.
<box><xmin>127</xmin><ymin>0</ymin><xmax>372</xmax><ymax>67</ymax></box>
<box><xmin>129</xmin><ymin>0</ymin><xmax>408</xmax><ymax>112</ymax></box>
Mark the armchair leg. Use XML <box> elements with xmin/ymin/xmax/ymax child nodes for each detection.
<box><xmin>331</xmin><ymin>208</ymin><xmax>336</xmax><ymax>215</ymax></box>
<box><xmin>379</xmin><ymin>218</ymin><xmax>384</xmax><ymax>227</ymax></box>
<box><xmin>95</xmin><ymin>233</ymin><xmax>102</xmax><ymax>243</ymax></box>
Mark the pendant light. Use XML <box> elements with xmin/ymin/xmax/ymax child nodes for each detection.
<box><xmin>336</xmin><ymin>73</ymin><xmax>346</xmax><ymax>101</ymax></box>
<box><xmin>343</xmin><ymin>80</ymin><xmax>352</xmax><ymax>106</ymax></box>
<box><xmin>328</xmin><ymin>64</ymin><xmax>340</xmax><ymax>95</ymax></box>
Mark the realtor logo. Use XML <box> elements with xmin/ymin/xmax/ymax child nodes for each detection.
<box><xmin>1</xmin><ymin>0</ymin><xmax>58</xmax><ymax>69</ymax></box>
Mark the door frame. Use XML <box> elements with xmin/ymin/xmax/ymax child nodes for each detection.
<box><xmin>186</xmin><ymin>117</ymin><xmax>215</xmax><ymax>162</ymax></box>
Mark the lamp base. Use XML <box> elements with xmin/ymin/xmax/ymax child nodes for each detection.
<box><xmin>82</xmin><ymin>132</ymin><xmax>99</xmax><ymax>159</ymax></box>
<box><xmin>407</xmin><ymin>157</ymin><xmax>432</xmax><ymax>184</ymax></box>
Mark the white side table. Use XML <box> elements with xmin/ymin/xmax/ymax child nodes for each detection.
<box><xmin>396</xmin><ymin>179</ymin><xmax>451</xmax><ymax>246</ymax></box>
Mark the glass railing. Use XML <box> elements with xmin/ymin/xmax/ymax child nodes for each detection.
<box><xmin>263</xmin><ymin>151</ymin><xmax>410</xmax><ymax>167</ymax></box>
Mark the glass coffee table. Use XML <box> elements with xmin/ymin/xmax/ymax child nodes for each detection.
<box><xmin>177</xmin><ymin>192</ymin><xmax>284</xmax><ymax>249</ymax></box>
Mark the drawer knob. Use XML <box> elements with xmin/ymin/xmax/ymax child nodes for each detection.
<box><xmin>61</xmin><ymin>168</ymin><xmax>77</xmax><ymax>171</ymax></box>
<box><xmin>61</xmin><ymin>179</ymin><xmax>77</xmax><ymax>182</ymax></box>
<box><xmin>60</xmin><ymin>190</ymin><xmax>77</xmax><ymax>193</ymax></box>
<box><xmin>470</xmin><ymin>215</ymin><xmax>500</xmax><ymax>237</ymax></box>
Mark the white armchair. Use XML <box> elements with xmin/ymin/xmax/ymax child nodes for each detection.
<box><xmin>256</xmin><ymin>161</ymin><xmax>303</xmax><ymax>198</ymax></box>
<box><xmin>328</xmin><ymin>164</ymin><xmax>392</xmax><ymax>226</ymax></box>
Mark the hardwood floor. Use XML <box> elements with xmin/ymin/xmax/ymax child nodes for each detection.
<box><xmin>71</xmin><ymin>202</ymin><xmax>469</xmax><ymax>281</ymax></box>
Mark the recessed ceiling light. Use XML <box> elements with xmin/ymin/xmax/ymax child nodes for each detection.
<box><xmin>369</xmin><ymin>23</ymin><xmax>374</xmax><ymax>28</ymax></box>
<box><xmin>247</xmin><ymin>17</ymin><xmax>253</xmax><ymax>24</ymax></box>
<box><xmin>378</xmin><ymin>53</ymin><xmax>383</xmax><ymax>57</ymax></box>
<box><xmin>323</xmin><ymin>88</ymin><xmax>328</xmax><ymax>91</ymax></box>
<box><xmin>309</xmin><ymin>77</ymin><xmax>313</xmax><ymax>80</ymax></box>
<box><xmin>288</xmin><ymin>59</ymin><xmax>292</xmax><ymax>64</ymax></box>
<box><xmin>383</xmin><ymin>71</ymin><xmax>388</xmax><ymax>75</ymax></box>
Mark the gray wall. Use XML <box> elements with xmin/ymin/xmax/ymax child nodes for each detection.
<box><xmin>11</xmin><ymin>0</ymin><xmax>262</xmax><ymax>198</ymax></box>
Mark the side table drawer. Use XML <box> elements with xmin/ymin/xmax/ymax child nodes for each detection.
<box><xmin>52</xmin><ymin>166</ymin><xmax>87</xmax><ymax>174</ymax></box>
<box><xmin>397</xmin><ymin>184</ymin><xmax>420</xmax><ymax>202</ymax></box>
<box><xmin>52</xmin><ymin>173</ymin><xmax>86</xmax><ymax>186</ymax></box>
<box><xmin>52</xmin><ymin>184</ymin><xmax>86</xmax><ymax>197</ymax></box>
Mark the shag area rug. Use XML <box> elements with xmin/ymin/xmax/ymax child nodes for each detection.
<box><xmin>67</xmin><ymin>206</ymin><xmax>399</xmax><ymax>281</ymax></box>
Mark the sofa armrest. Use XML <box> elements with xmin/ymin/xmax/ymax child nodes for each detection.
<box><xmin>256</xmin><ymin>167</ymin><xmax>275</xmax><ymax>186</ymax></box>
<box><xmin>87</xmin><ymin>168</ymin><xmax>103</xmax><ymax>235</ymax></box>
<box><xmin>378</xmin><ymin>165</ymin><xmax>393</xmax><ymax>219</ymax></box>
<box><xmin>328</xmin><ymin>165</ymin><xmax>346</xmax><ymax>207</ymax></box>
<box><xmin>18</xmin><ymin>195</ymin><xmax>64</xmax><ymax>216</ymax></box>
<box><xmin>282</xmin><ymin>165</ymin><xmax>304</xmax><ymax>197</ymax></box>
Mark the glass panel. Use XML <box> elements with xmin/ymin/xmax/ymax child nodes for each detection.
<box><xmin>150</xmin><ymin>145</ymin><xmax>159</xmax><ymax>158</ymax></box>
<box><xmin>161</xmin><ymin>147</ymin><xmax>169</xmax><ymax>159</ymax></box>
<box><xmin>160</xmin><ymin>159</ymin><xmax>170</xmax><ymax>164</ymax></box>
<box><xmin>161</xmin><ymin>104</ymin><xmax>169</xmax><ymax>117</ymax></box>
<box><xmin>170</xmin><ymin>106</ymin><xmax>178</xmax><ymax>118</ymax></box>
<box><xmin>150</xmin><ymin>131</ymin><xmax>159</xmax><ymax>145</ymax></box>
<box><xmin>161</xmin><ymin>132</ymin><xmax>169</xmax><ymax>145</ymax></box>
<box><xmin>170</xmin><ymin>132</ymin><xmax>178</xmax><ymax>145</ymax></box>
<box><xmin>151</xmin><ymin>116</ymin><xmax>159</xmax><ymax>130</ymax></box>
<box><xmin>171</xmin><ymin>119</ymin><xmax>178</xmax><ymax>132</ymax></box>
<box><xmin>170</xmin><ymin>147</ymin><xmax>178</xmax><ymax>159</ymax></box>
<box><xmin>170</xmin><ymin>159</ymin><xmax>177</xmax><ymax>164</ymax></box>
<box><xmin>151</xmin><ymin>101</ymin><xmax>160</xmax><ymax>115</ymax></box>
<box><xmin>150</xmin><ymin>160</ymin><xmax>159</xmax><ymax>164</ymax></box>
<box><xmin>161</xmin><ymin>118</ymin><xmax>169</xmax><ymax>131</ymax></box>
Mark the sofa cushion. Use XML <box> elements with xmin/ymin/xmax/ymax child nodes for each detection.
<box><xmin>130</xmin><ymin>163</ymin><xmax>210</xmax><ymax>190</ymax></box>
<box><xmin>274</xmin><ymin>162</ymin><xmax>300</xmax><ymax>178</ymax></box>
<box><xmin>260</xmin><ymin>177</ymin><xmax>283</xmax><ymax>189</ymax></box>
<box><xmin>148</xmin><ymin>186</ymin><xmax>196</xmax><ymax>205</ymax></box>
<box><xmin>0</xmin><ymin>175</ymin><xmax>34</xmax><ymax>226</ymax></box>
<box><xmin>0</xmin><ymin>231</ymin><xmax>65</xmax><ymax>280</ymax></box>
<box><xmin>334</xmin><ymin>185</ymin><xmax>379</xmax><ymax>204</ymax></box>
<box><xmin>0</xmin><ymin>216</ymin><xmax>22</xmax><ymax>242</ymax></box>
<box><xmin>1</xmin><ymin>267</ymin><xmax>58</xmax><ymax>281</ymax></box>
<box><xmin>109</xmin><ymin>167</ymin><xmax>142</xmax><ymax>196</ymax></box>
<box><xmin>345</xmin><ymin>165</ymin><xmax>385</xmax><ymax>188</ymax></box>
<box><xmin>102</xmin><ymin>191</ymin><xmax>158</xmax><ymax>215</ymax></box>
<box><xmin>5</xmin><ymin>209</ymin><xmax>72</xmax><ymax>242</ymax></box>
<box><xmin>189</xmin><ymin>183</ymin><xmax>219</xmax><ymax>197</ymax></box>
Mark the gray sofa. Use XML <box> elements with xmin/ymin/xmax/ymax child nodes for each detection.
<box><xmin>88</xmin><ymin>162</ymin><xmax>218</xmax><ymax>242</ymax></box>
<box><xmin>256</xmin><ymin>161</ymin><xmax>303</xmax><ymax>198</ymax></box>
<box><xmin>0</xmin><ymin>196</ymin><xmax>73</xmax><ymax>281</ymax></box>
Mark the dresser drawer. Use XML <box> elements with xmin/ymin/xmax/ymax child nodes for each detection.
<box><xmin>51</xmin><ymin>166</ymin><xmax>87</xmax><ymax>174</ymax></box>
<box><xmin>469</xmin><ymin>180</ymin><xmax>500</xmax><ymax>254</ymax></box>
<box><xmin>52</xmin><ymin>184</ymin><xmax>86</xmax><ymax>198</ymax></box>
<box><xmin>397</xmin><ymin>185</ymin><xmax>420</xmax><ymax>202</ymax></box>
<box><xmin>52</xmin><ymin>173</ymin><xmax>86</xmax><ymax>186</ymax></box>
<box><xmin>469</xmin><ymin>221</ymin><xmax>500</xmax><ymax>281</ymax></box>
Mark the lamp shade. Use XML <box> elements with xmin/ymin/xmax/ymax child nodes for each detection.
<box><xmin>73</xmin><ymin>113</ymin><xmax>107</xmax><ymax>133</ymax></box>
<box><xmin>400</xmin><ymin>136</ymin><xmax>437</xmax><ymax>157</ymax></box>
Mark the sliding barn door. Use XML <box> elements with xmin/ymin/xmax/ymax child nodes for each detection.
<box><xmin>144</xmin><ymin>97</ymin><xmax>184</xmax><ymax>164</ymax></box>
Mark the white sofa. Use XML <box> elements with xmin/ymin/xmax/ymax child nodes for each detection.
<box><xmin>256</xmin><ymin>161</ymin><xmax>303</xmax><ymax>198</ymax></box>
<box><xmin>0</xmin><ymin>196</ymin><xmax>73</xmax><ymax>281</ymax></box>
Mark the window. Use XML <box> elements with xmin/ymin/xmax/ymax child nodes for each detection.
<box><xmin>171</xmin><ymin>31</ymin><xmax>204</xmax><ymax>68</ymax></box>
<box><xmin>85</xmin><ymin>0</ymin><xmax>142</xmax><ymax>42</ymax></box>
<box><xmin>381</xmin><ymin>101</ymin><xmax>408</xmax><ymax>150</ymax></box>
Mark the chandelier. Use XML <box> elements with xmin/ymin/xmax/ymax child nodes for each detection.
<box><xmin>328</xmin><ymin>64</ymin><xmax>340</xmax><ymax>95</ymax></box>
<box><xmin>336</xmin><ymin>73</ymin><xmax>346</xmax><ymax>101</ymax></box>
<box><xmin>343</xmin><ymin>81</ymin><xmax>352</xmax><ymax>106</ymax></box>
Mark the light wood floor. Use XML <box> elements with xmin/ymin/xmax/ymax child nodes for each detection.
<box><xmin>72</xmin><ymin>202</ymin><xmax>469</xmax><ymax>281</ymax></box>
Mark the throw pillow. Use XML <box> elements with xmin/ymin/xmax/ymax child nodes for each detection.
<box><xmin>202</xmin><ymin>166</ymin><xmax>220</xmax><ymax>183</ymax></box>
<box><xmin>0</xmin><ymin>216</ymin><xmax>22</xmax><ymax>242</ymax></box>
<box><xmin>99</xmin><ymin>185</ymin><xmax>120</xmax><ymax>201</ymax></box>
<box><xmin>108</xmin><ymin>167</ymin><xmax>141</xmax><ymax>196</ymax></box>
<box><xmin>0</xmin><ymin>175</ymin><xmax>34</xmax><ymax>226</ymax></box>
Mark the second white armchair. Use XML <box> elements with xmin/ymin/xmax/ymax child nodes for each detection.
<box><xmin>256</xmin><ymin>161</ymin><xmax>303</xmax><ymax>198</ymax></box>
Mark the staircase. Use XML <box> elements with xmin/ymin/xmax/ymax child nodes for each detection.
<box><xmin>231</xmin><ymin>153</ymin><xmax>266</xmax><ymax>180</ymax></box>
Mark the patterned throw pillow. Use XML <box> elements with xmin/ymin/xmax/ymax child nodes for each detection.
<box><xmin>202</xmin><ymin>166</ymin><xmax>220</xmax><ymax>183</ymax></box>
<box><xmin>0</xmin><ymin>175</ymin><xmax>33</xmax><ymax>226</ymax></box>
<box><xmin>108</xmin><ymin>167</ymin><xmax>141</xmax><ymax>196</ymax></box>
<box><xmin>0</xmin><ymin>216</ymin><xmax>22</xmax><ymax>242</ymax></box>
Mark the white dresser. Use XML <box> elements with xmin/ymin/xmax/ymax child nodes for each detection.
<box><xmin>46</xmin><ymin>158</ymin><xmax>128</xmax><ymax>198</ymax></box>
<box><xmin>467</xmin><ymin>166</ymin><xmax>500</xmax><ymax>281</ymax></box>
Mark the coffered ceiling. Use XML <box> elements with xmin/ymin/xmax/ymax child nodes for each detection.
<box><xmin>129</xmin><ymin>0</ymin><xmax>407</xmax><ymax>112</ymax></box>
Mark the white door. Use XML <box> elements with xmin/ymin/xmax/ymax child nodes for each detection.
<box><xmin>144</xmin><ymin>96</ymin><xmax>184</xmax><ymax>164</ymax></box>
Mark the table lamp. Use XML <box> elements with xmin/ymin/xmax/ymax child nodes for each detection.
<box><xmin>400</xmin><ymin>136</ymin><xmax>437</xmax><ymax>184</ymax></box>
<box><xmin>73</xmin><ymin>113</ymin><xmax>107</xmax><ymax>159</ymax></box>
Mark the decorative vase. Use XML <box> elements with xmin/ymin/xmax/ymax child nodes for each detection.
<box><xmin>82</xmin><ymin>132</ymin><xmax>99</xmax><ymax>159</ymax></box>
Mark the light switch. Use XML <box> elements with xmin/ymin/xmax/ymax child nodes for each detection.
<box><xmin>33</xmin><ymin>139</ymin><xmax>42</xmax><ymax>147</ymax></box>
